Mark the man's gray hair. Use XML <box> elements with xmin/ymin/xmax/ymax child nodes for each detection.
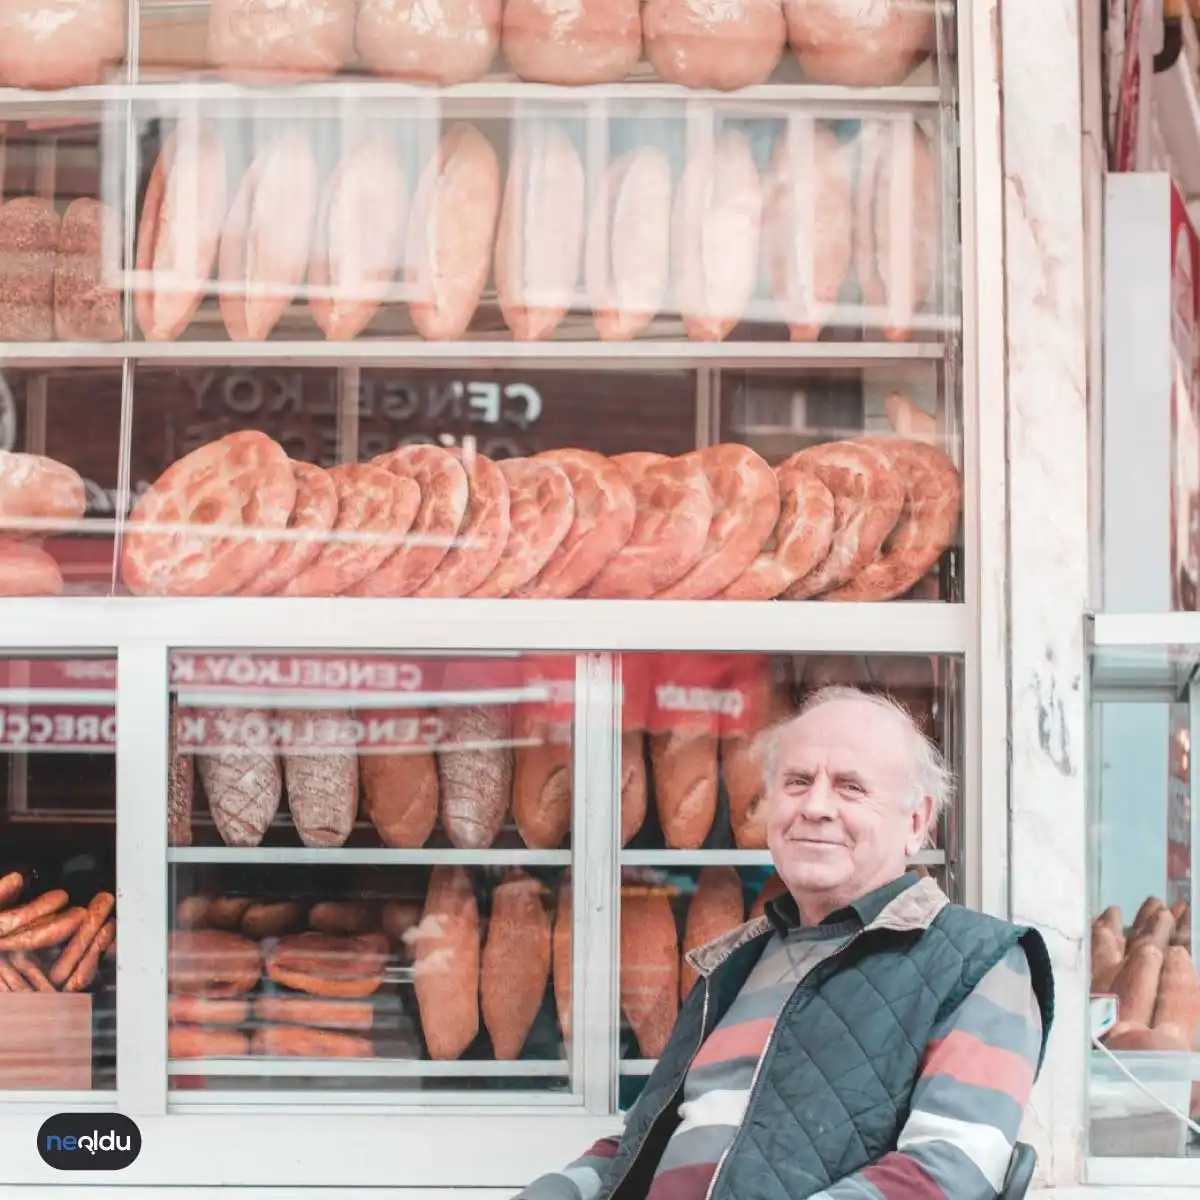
<box><xmin>753</xmin><ymin>685</ymin><xmax>954</xmax><ymax>824</ymax></box>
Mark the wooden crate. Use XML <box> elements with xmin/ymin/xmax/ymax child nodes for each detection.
<box><xmin>0</xmin><ymin>994</ymin><xmax>92</xmax><ymax>1090</ymax></box>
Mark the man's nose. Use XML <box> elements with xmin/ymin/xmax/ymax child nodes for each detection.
<box><xmin>796</xmin><ymin>776</ymin><xmax>837</xmax><ymax>820</ymax></box>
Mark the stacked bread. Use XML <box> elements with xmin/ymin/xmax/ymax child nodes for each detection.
<box><xmin>133</xmin><ymin>115</ymin><xmax>936</xmax><ymax>345</ymax></box>
<box><xmin>1091</xmin><ymin>898</ymin><xmax>1200</xmax><ymax>1054</ymax></box>
<box><xmin>0</xmin><ymin>874</ymin><xmax>115</xmax><ymax>995</ymax></box>
<box><xmin>0</xmin><ymin>451</ymin><xmax>88</xmax><ymax>596</ymax></box>
<box><xmin>196</xmin><ymin>0</ymin><xmax>932</xmax><ymax>90</ymax></box>
<box><xmin>122</xmin><ymin>431</ymin><xmax>961</xmax><ymax>610</ymax></box>
<box><xmin>0</xmin><ymin>197</ymin><xmax>123</xmax><ymax>342</ymax></box>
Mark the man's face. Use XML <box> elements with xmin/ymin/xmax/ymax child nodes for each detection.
<box><xmin>765</xmin><ymin>699</ymin><xmax>934</xmax><ymax>920</ymax></box>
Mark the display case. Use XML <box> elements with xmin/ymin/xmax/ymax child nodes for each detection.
<box><xmin>0</xmin><ymin>0</ymin><xmax>1011</xmax><ymax>1190</ymax></box>
<box><xmin>1086</xmin><ymin>614</ymin><xmax>1200</xmax><ymax>1186</ymax></box>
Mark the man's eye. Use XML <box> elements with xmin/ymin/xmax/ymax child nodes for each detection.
<box><xmin>840</xmin><ymin>780</ymin><xmax>865</xmax><ymax>795</ymax></box>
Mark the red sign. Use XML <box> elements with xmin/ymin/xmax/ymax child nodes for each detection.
<box><xmin>1114</xmin><ymin>0</ymin><xmax>1144</xmax><ymax>171</ymax></box>
<box><xmin>170</xmin><ymin>652</ymin><xmax>436</xmax><ymax>694</ymax></box>
<box><xmin>0</xmin><ymin>704</ymin><xmax>116</xmax><ymax>751</ymax></box>
<box><xmin>637</xmin><ymin>654</ymin><xmax>773</xmax><ymax>738</ymax></box>
<box><xmin>0</xmin><ymin>658</ymin><xmax>115</xmax><ymax>691</ymax></box>
<box><xmin>176</xmin><ymin>707</ymin><xmax>445</xmax><ymax>755</ymax></box>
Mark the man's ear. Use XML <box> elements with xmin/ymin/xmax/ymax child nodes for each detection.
<box><xmin>905</xmin><ymin>794</ymin><xmax>935</xmax><ymax>856</ymax></box>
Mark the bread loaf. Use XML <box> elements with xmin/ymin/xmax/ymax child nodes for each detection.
<box><xmin>853</xmin><ymin>119</ymin><xmax>938</xmax><ymax>342</ymax></box>
<box><xmin>643</xmin><ymin>0</ymin><xmax>785</xmax><ymax>90</ymax></box>
<box><xmin>361</xmin><ymin>726</ymin><xmax>439</xmax><ymax>848</ymax></box>
<box><xmin>168</xmin><ymin>701</ymin><xmax>194</xmax><ymax>847</ymax></box>
<box><xmin>763</xmin><ymin>118</ymin><xmax>852</xmax><ymax>341</ymax></box>
<box><xmin>494</xmin><ymin>122</ymin><xmax>587</xmax><ymax>342</ymax></box>
<box><xmin>621</xmin><ymin>730</ymin><xmax>648</xmax><ymax>846</ymax></box>
<box><xmin>413</xmin><ymin>866</ymin><xmax>480</xmax><ymax>1060</ymax></box>
<box><xmin>553</xmin><ymin>874</ymin><xmax>572</xmax><ymax>1044</ymax></box>
<box><xmin>0</xmin><ymin>198</ymin><xmax>60</xmax><ymax>341</ymax></box>
<box><xmin>652</xmin><ymin>730</ymin><xmax>717</xmax><ymax>850</ymax></box>
<box><xmin>135</xmin><ymin>122</ymin><xmax>228</xmax><ymax>342</ymax></box>
<box><xmin>681</xmin><ymin>867</ymin><xmax>743</xmax><ymax>1000</ymax></box>
<box><xmin>503</xmin><ymin>0</ymin><xmax>640</xmax><ymax>83</ymax></box>
<box><xmin>1112</xmin><ymin>942</ymin><xmax>1164</xmax><ymax>1028</ymax></box>
<box><xmin>0</xmin><ymin>0</ymin><xmax>126</xmax><ymax>89</ymax></box>
<box><xmin>356</xmin><ymin>0</ymin><xmax>501</xmax><ymax>84</ymax></box>
<box><xmin>176</xmin><ymin>896</ymin><xmax>211</xmax><ymax>929</ymax></box>
<box><xmin>1151</xmin><ymin>945</ymin><xmax>1200</xmax><ymax>1046</ymax></box>
<box><xmin>207</xmin><ymin>0</ymin><xmax>356</xmax><ymax>79</ymax></box>
<box><xmin>195</xmin><ymin>709</ymin><xmax>282</xmax><ymax>847</ymax></box>
<box><xmin>309</xmin><ymin>138</ymin><xmax>408</xmax><ymax>341</ymax></box>
<box><xmin>672</xmin><ymin>130</ymin><xmax>762</xmax><ymax>342</ymax></box>
<box><xmin>481</xmin><ymin>869</ymin><xmax>552</xmax><ymax>1059</ymax></box>
<box><xmin>621</xmin><ymin>883</ymin><xmax>679</xmax><ymax>1058</ymax></box>
<box><xmin>54</xmin><ymin>198</ymin><xmax>124</xmax><ymax>342</ymax></box>
<box><xmin>265</xmin><ymin>932</ymin><xmax>386</xmax><ymax>998</ymax></box>
<box><xmin>586</xmin><ymin>147</ymin><xmax>673</xmax><ymax>341</ymax></box>
<box><xmin>252</xmin><ymin>1025</ymin><xmax>374</xmax><ymax>1058</ymax></box>
<box><xmin>783</xmin><ymin>0</ymin><xmax>932</xmax><ymax>86</ymax></box>
<box><xmin>437</xmin><ymin>705</ymin><xmax>513</xmax><ymax>849</ymax></box>
<box><xmin>309</xmin><ymin>902</ymin><xmax>376</xmax><ymax>936</ymax></box>
<box><xmin>277</xmin><ymin>709</ymin><xmax>358</xmax><ymax>848</ymax></box>
<box><xmin>241</xmin><ymin>900</ymin><xmax>302</xmax><ymax>939</ymax></box>
<box><xmin>218</xmin><ymin>128</ymin><xmax>320</xmax><ymax>341</ymax></box>
<box><xmin>169</xmin><ymin>930</ymin><xmax>262</xmax><ymax>997</ymax></box>
<box><xmin>749</xmin><ymin>872</ymin><xmax>787</xmax><ymax>921</ymax></box>
<box><xmin>382</xmin><ymin>900</ymin><xmax>422</xmax><ymax>961</ymax></box>
<box><xmin>406</xmin><ymin>125</ymin><xmax>501</xmax><ymax>341</ymax></box>
<box><xmin>169</xmin><ymin>996</ymin><xmax>249</xmax><ymax>1026</ymax></box>
<box><xmin>514</xmin><ymin>734</ymin><xmax>572</xmax><ymax>849</ymax></box>
<box><xmin>253</xmin><ymin>995</ymin><xmax>374</xmax><ymax>1031</ymax></box>
<box><xmin>207</xmin><ymin>897</ymin><xmax>253</xmax><ymax>930</ymax></box>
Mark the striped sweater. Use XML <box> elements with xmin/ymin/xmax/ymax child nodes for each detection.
<box><xmin>522</xmin><ymin>933</ymin><xmax>1042</xmax><ymax>1200</ymax></box>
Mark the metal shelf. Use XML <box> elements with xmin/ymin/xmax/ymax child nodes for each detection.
<box><xmin>167</xmin><ymin>1056</ymin><xmax>569</xmax><ymax>1078</ymax></box>
<box><xmin>0</xmin><ymin>339</ymin><xmax>945</xmax><ymax>370</ymax></box>
<box><xmin>0</xmin><ymin>598</ymin><xmax>968</xmax><ymax>654</ymax></box>
<box><xmin>167</xmin><ymin>847</ymin><xmax>571</xmax><ymax>866</ymax></box>
<box><xmin>0</xmin><ymin>78</ymin><xmax>943</xmax><ymax>120</ymax></box>
<box><xmin>618</xmin><ymin>849</ymin><xmax>947</xmax><ymax>868</ymax></box>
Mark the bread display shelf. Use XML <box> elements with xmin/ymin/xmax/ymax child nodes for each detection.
<box><xmin>0</xmin><ymin>339</ymin><xmax>945</xmax><ymax>370</ymax></box>
<box><xmin>167</xmin><ymin>1056</ymin><xmax>569</xmax><ymax>1078</ymax></box>
<box><xmin>167</xmin><ymin>847</ymin><xmax>570</xmax><ymax>866</ymax></box>
<box><xmin>0</xmin><ymin>80</ymin><xmax>944</xmax><ymax>120</ymax></box>
<box><xmin>619</xmin><ymin>848</ymin><xmax>946</xmax><ymax>868</ymax></box>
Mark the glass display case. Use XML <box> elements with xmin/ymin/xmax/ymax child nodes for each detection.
<box><xmin>1087</xmin><ymin>614</ymin><xmax>1200</xmax><ymax>1185</ymax></box>
<box><xmin>0</xmin><ymin>0</ymin><xmax>1008</xmax><ymax>1189</ymax></box>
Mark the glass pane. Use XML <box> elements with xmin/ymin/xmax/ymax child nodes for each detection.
<box><xmin>1088</xmin><ymin>648</ymin><xmax>1200</xmax><ymax>1157</ymax></box>
<box><xmin>0</xmin><ymin>655</ymin><xmax>116</xmax><ymax>1091</ymax></box>
<box><xmin>167</xmin><ymin>649</ymin><xmax>575</xmax><ymax>1097</ymax></box>
<box><xmin>617</xmin><ymin>650</ymin><xmax>958</xmax><ymax>1105</ymax></box>
<box><xmin>120</xmin><ymin>363</ymin><xmax>960</xmax><ymax>602</ymax></box>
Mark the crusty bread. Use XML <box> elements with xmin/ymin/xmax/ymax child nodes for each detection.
<box><xmin>361</xmin><ymin>720</ymin><xmax>439</xmax><ymax>848</ymax></box>
<box><xmin>413</xmin><ymin>866</ymin><xmax>480</xmax><ymax>1060</ymax></box>
<box><xmin>513</xmin><ymin>721</ymin><xmax>571</xmax><ymax>850</ymax></box>
<box><xmin>553</xmin><ymin>874</ymin><xmax>572</xmax><ymax>1045</ymax></box>
<box><xmin>278</xmin><ymin>709</ymin><xmax>359</xmax><ymax>848</ymax></box>
<box><xmin>438</xmin><ymin>706</ymin><xmax>512</xmax><ymax>849</ymax></box>
<box><xmin>195</xmin><ymin>709</ymin><xmax>282</xmax><ymax>848</ymax></box>
<box><xmin>0</xmin><ymin>198</ymin><xmax>60</xmax><ymax>341</ymax></box>
<box><xmin>651</xmin><ymin>730</ymin><xmax>718</xmax><ymax>850</ymax></box>
<box><xmin>54</xmin><ymin>198</ymin><xmax>124</xmax><ymax>342</ymax></box>
<box><xmin>481</xmin><ymin>869</ymin><xmax>551</xmax><ymax>1059</ymax></box>
<box><xmin>620</xmin><ymin>882</ymin><xmax>679</xmax><ymax>1058</ymax></box>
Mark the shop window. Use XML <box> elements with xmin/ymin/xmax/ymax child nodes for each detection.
<box><xmin>0</xmin><ymin>655</ymin><xmax>116</xmax><ymax>1092</ymax></box>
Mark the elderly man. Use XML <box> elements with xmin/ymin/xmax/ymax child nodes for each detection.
<box><xmin>519</xmin><ymin>685</ymin><xmax>1054</xmax><ymax>1200</ymax></box>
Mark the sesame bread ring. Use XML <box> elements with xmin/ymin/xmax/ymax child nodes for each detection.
<box><xmin>414</xmin><ymin>448</ymin><xmax>510</xmax><ymax>597</ymax></box>
<box><xmin>585</xmin><ymin>452</ymin><xmax>712</xmax><ymax>599</ymax></box>
<box><xmin>351</xmin><ymin>445</ymin><xmax>470</xmax><ymax>596</ymax></box>
<box><xmin>821</xmin><ymin>437</ymin><xmax>962</xmax><ymax>602</ymax></box>
<box><xmin>279</xmin><ymin>463</ymin><xmax>420</xmax><ymax>597</ymax></box>
<box><xmin>239</xmin><ymin>461</ymin><xmax>338</xmax><ymax>596</ymax></box>
<box><xmin>122</xmin><ymin>431</ymin><xmax>297</xmax><ymax>597</ymax></box>
<box><xmin>0</xmin><ymin>539</ymin><xmax>63</xmax><ymax>595</ymax></box>
<box><xmin>718</xmin><ymin>466</ymin><xmax>835</xmax><ymax>600</ymax></box>
<box><xmin>654</xmin><ymin>444</ymin><xmax>779</xmax><ymax>600</ymax></box>
<box><xmin>512</xmin><ymin>448</ymin><xmax>636</xmax><ymax>598</ymax></box>
<box><xmin>470</xmin><ymin>458</ymin><xmax>575</xmax><ymax>597</ymax></box>
<box><xmin>0</xmin><ymin>451</ymin><xmax>86</xmax><ymax>533</ymax></box>
<box><xmin>782</xmin><ymin>441</ymin><xmax>904</xmax><ymax>599</ymax></box>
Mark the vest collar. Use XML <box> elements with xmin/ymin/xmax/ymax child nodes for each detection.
<box><xmin>685</xmin><ymin>873</ymin><xmax>949</xmax><ymax>979</ymax></box>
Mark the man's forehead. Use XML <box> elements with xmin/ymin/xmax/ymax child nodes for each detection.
<box><xmin>778</xmin><ymin>699</ymin><xmax>912</xmax><ymax>769</ymax></box>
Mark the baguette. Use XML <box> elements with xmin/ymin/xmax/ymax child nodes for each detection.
<box><xmin>513</xmin><ymin>726</ymin><xmax>572</xmax><ymax>850</ymax></box>
<box><xmin>481</xmin><ymin>869</ymin><xmax>551</xmax><ymax>1059</ymax></box>
<box><xmin>413</xmin><ymin>866</ymin><xmax>480</xmax><ymax>1060</ymax></box>
<box><xmin>360</xmin><ymin>728</ymin><xmax>439</xmax><ymax>849</ymax></box>
<box><xmin>279</xmin><ymin>709</ymin><xmax>359</xmax><ymax>848</ymax></box>
<box><xmin>621</xmin><ymin>730</ymin><xmax>648</xmax><ymax>847</ymax></box>
<box><xmin>552</xmin><ymin>875</ymin><xmax>572</xmax><ymax>1044</ymax></box>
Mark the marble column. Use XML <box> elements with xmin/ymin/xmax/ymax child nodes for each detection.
<box><xmin>1000</xmin><ymin>0</ymin><xmax>1091</xmax><ymax>1189</ymax></box>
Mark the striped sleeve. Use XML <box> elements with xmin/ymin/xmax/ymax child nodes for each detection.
<box><xmin>810</xmin><ymin>943</ymin><xmax>1044</xmax><ymax>1200</ymax></box>
<box><xmin>515</xmin><ymin>1137</ymin><xmax>621</xmax><ymax>1200</ymax></box>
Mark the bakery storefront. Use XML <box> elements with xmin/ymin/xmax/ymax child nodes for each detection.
<box><xmin>0</xmin><ymin>0</ymin><xmax>1071</xmax><ymax>1195</ymax></box>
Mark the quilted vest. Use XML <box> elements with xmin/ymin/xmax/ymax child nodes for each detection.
<box><xmin>603</xmin><ymin>881</ymin><xmax>1054</xmax><ymax>1200</ymax></box>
